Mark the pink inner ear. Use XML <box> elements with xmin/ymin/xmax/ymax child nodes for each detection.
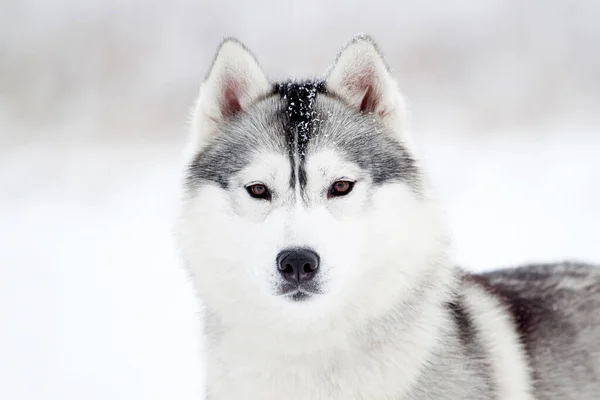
<box><xmin>346</xmin><ymin>70</ymin><xmax>379</xmax><ymax>113</ymax></box>
<box><xmin>360</xmin><ymin>85</ymin><xmax>378</xmax><ymax>113</ymax></box>
<box><xmin>221</xmin><ymin>80</ymin><xmax>242</xmax><ymax>117</ymax></box>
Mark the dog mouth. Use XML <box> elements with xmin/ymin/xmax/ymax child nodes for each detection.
<box><xmin>277</xmin><ymin>283</ymin><xmax>321</xmax><ymax>302</ymax></box>
<box><xmin>288</xmin><ymin>291</ymin><xmax>311</xmax><ymax>302</ymax></box>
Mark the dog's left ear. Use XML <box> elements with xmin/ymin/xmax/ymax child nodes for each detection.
<box><xmin>326</xmin><ymin>35</ymin><xmax>405</xmax><ymax>127</ymax></box>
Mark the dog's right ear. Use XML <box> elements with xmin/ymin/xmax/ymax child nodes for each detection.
<box><xmin>191</xmin><ymin>38</ymin><xmax>270</xmax><ymax>150</ymax></box>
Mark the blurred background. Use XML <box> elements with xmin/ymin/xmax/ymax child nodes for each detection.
<box><xmin>1</xmin><ymin>0</ymin><xmax>599</xmax><ymax>399</ymax></box>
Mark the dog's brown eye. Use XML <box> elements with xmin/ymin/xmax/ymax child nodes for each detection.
<box><xmin>328</xmin><ymin>180</ymin><xmax>355</xmax><ymax>198</ymax></box>
<box><xmin>246</xmin><ymin>184</ymin><xmax>271</xmax><ymax>200</ymax></box>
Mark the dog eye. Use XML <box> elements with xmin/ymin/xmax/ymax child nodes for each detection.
<box><xmin>246</xmin><ymin>183</ymin><xmax>271</xmax><ymax>200</ymax></box>
<box><xmin>328</xmin><ymin>180</ymin><xmax>355</xmax><ymax>198</ymax></box>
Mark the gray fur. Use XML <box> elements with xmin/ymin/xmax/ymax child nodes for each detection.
<box><xmin>476</xmin><ymin>263</ymin><xmax>600</xmax><ymax>399</ymax></box>
<box><xmin>187</xmin><ymin>80</ymin><xmax>419</xmax><ymax>193</ymax></box>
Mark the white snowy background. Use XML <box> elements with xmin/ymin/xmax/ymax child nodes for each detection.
<box><xmin>1</xmin><ymin>0</ymin><xmax>599</xmax><ymax>399</ymax></box>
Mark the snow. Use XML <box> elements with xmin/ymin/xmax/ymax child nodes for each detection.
<box><xmin>0</xmin><ymin>1</ymin><xmax>599</xmax><ymax>399</ymax></box>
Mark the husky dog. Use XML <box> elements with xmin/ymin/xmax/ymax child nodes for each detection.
<box><xmin>177</xmin><ymin>35</ymin><xmax>600</xmax><ymax>399</ymax></box>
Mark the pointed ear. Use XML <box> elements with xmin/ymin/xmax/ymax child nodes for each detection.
<box><xmin>191</xmin><ymin>38</ymin><xmax>270</xmax><ymax>150</ymax></box>
<box><xmin>325</xmin><ymin>35</ymin><xmax>406</xmax><ymax>128</ymax></box>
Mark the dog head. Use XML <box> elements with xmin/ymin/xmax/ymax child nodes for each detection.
<box><xmin>178</xmin><ymin>35</ymin><xmax>449</xmax><ymax>333</ymax></box>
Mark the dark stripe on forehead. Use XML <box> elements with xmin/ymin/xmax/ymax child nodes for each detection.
<box><xmin>273</xmin><ymin>80</ymin><xmax>327</xmax><ymax>160</ymax></box>
<box><xmin>274</xmin><ymin>81</ymin><xmax>326</xmax><ymax>192</ymax></box>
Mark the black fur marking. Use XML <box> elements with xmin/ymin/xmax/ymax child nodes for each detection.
<box><xmin>446</xmin><ymin>298</ymin><xmax>496</xmax><ymax>395</ymax></box>
<box><xmin>447</xmin><ymin>299</ymin><xmax>477</xmax><ymax>350</ymax></box>
<box><xmin>273</xmin><ymin>80</ymin><xmax>326</xmax><ymax>158</ymax></box>
<box><xmin>289</xmin><ymin>162</ymin><xmax>296</xmax><ymax>188</ymax></box>
<box><xmin>274</xmin><ymin>80</ymin><xmax>326</xmax><ymax>190</ymax></box>
<box><xmin>297</xmin><ymin>166</ymin><xmax>307</xmax><ymax>189</ymax></box>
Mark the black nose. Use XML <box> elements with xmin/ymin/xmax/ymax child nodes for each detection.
<box><xmin>276</xmin><ymin>248</ymin><xmax>320</xmax><ymax>284</ymax></box>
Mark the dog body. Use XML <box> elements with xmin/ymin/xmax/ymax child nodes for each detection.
<box><xmin>177</xmin><ymin>36</ymin><xmax>600</xmax><ymax>399</ymax></box>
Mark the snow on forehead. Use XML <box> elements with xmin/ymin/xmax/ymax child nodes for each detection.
<box><xmin>274</xmin><ymin>80</ymin><xmax>326</xmax><ymax>159</ymax></box>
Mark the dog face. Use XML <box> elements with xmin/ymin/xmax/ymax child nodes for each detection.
<box><xmin>178</xmin><ymin>36</ymin><xmax>447</xmax><ymax>331</ymax></box>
